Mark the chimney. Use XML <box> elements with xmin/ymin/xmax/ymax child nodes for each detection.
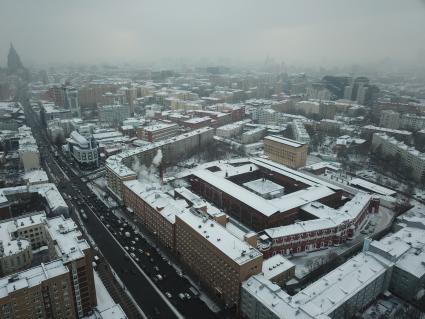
<box><xmin>244</xmin><ymin>232</ymin><xmax>257</xmax><ymax>247</ymax></box>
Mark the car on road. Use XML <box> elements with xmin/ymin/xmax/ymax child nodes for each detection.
<box><xmin>165</xmin><ymin>292</ymin><xmax>172</xmax><ymax>298</ymax></box>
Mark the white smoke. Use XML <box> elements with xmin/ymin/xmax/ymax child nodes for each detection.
<box><xmin>152</xmin><ymin>149</ymin><xmax>163</xmax><ymax>167</ymax></box>
<box><xmin>132</xmin><ymin>158</ymin><xmax>141</xmax><ymax>172</ymax></box>
<box><xmin>130</xmin><ymin>149</ymin><xmax>165</xmax><ymax>190</ymax></box>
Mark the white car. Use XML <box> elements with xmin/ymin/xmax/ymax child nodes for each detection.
<box><xmin>165</xmin><ymin>292</ymin><xmax>172</xmax><ymax>298</ymax></box>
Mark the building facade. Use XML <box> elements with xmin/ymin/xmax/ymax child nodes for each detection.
<box><xmin>371</xmin><ymin>133</ymin><xmax>425</xmax><ymax>181</ymax></box>
<box><xmin>264</xmin><ymin>135</ymin><xmax>308</xmax><ymax>169</ymax></box>
<box><xmin>175</xmin><ymin>210</ymin><xmax>263</xmax><ymax>308</ymax></box>
<box><xmin>67</xmin><ymin>131</ymin><xmax>99</xmax><ymax>169</ymax></box>
<box><xmin>137</xmin><ymin>123</ymin><xmax>179</xmax><ymax>142</ymax></box>
<box><xmin>98</xmin><ymin>104</ymin><xmax>130</xmax><ymax>125</ymax></box>
<box><xmin>0</xmin><ymin>260</ymin><xmax>77</xmax><ymax>319</ymax></box>
<box><xmin>291</xmin><ymin>120</ymin><xmax>310</xmax><ymax>145</ymax></box>
<box><xmin>379</xmin><ymin>110</ymin><xmax>400</xmax><ymax>129</ymax></box>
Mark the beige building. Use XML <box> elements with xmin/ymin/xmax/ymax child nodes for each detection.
<box><xmin>136</xmin><ymin>122</ymin><xmax>179</xmax><ymax>142</ymax></box>
<box><xmin>175</xmin><ymin>210</ymin><xmax>263</xmax><ymax>308</ymax></box>
<box><xmin>0</xmin><ymin>260</ymin><xmax>76</xmax><ymax>319</ymax></box>
<box><xmin>264</xmin><ymin>135</ymin><xmax>307</xmax><ymax>169</ymax></box>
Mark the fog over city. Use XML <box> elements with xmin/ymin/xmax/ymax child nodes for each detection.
<box><xmin>3</xmin><ymin>1</ymin><xmax>425</xmax><ymax>319</ymax></box>
<box><xmin>1</xmin><ymin>0</ymin><xmax>425</xmax><ymax>68</ymax></box>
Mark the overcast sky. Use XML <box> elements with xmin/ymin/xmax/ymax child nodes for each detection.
<box><xmin>1</xmin><ymin>0</ymin><xmax>424</xmax><ymax>68</ymax></box>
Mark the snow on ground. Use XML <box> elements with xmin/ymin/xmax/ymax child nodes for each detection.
<box><xmin>94</xmin><ymin>271</ymin><xmax>116</xmax><ymax>311</ymax></box>
<box><xmin>290</xmin><ymin>205</ymin><xmax>394</xmax><ymax>279</ymax></box>
<box><xmin>306</xmin><ymin>154</ymin><xmax>323</xmax><ymax>165</ymax></box>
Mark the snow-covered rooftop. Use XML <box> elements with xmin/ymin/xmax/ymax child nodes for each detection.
<box><xmin>0</xmin><ymin>213</ymin><xmax>45</xmax><ymax>257</ymax></box>
<box><xmin>265</xmin><ymin>192</ymin><xmax>372</xmax><ymax>239</ymax></box>
<box><xmin>0</xmin><ymin>183</ymin><xmax>68</xmax><ymax>214</ymax></box>
<box><xmin>370</xmin><ymin>227</ymin><xmax>425</xmax><ymax>278</ymax></box>
<box><xmin>45</xmin><ymin>215</ymin><xmax>90</xmax><ymax>262</ymax></box>
<box><xmin>262</xmin><ymin>254</ymin><xmax>295</xmax><ymax>281</ymax></box>
<box><xmin>264</xmin><ymin>135</ymin><xmax>305</xmax><ymax>148</ymax></box>
<box><xmin>106</xmin><ymin>127</ymin><xmax>213</xmax><ymax>178</ymax></box>
<box><xmin>244</xmin><ymin>251</ymin><xmax>391</xmax><ymax>319</ymax></box>
<box><xmin>23</xmin><ymin>169</ymin><xmax>49</xmax><ymax>185</ymax></box>
<box><xmin>0</xmin><ymin>260</ymin><xmax>69</xmax><ymax>299</ymax></box>
<box><xmin>177</xmin><ymin>210</ymin><xmax>262</xmax><ymax>265</ymax></box>
<box><xmin>349</xmin><ymin>178</ymin><xmax>396</xmax><ymax>197</ymax></box>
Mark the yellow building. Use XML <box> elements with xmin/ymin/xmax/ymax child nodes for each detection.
<box><xmin>264</xmin><ymin>135</ymin><xmax>307</xmax><ymax>169</ymax></box>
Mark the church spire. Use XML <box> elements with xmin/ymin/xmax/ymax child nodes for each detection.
<box><xmin>7</xmin><ymin>42</ymin><xmax>24</xmax><ymax>71</ymax></box>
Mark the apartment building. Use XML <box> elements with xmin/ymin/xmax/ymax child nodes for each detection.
<box><xmin>361</xmin><ymin>125</ymin><xmax>412</xmax><ymax>143</ymax></box>
<box><xmin>97</xmin><ymin>104</ymin><xmax>130</xmax><ymax>125</ymax></box>
<box><xmin>122</xmin><ymin>180</ymin><xmax>188</xmax><ymax>250</ymax></box>
<box><xmin>400</xmin><ymin>113</ymin><xmax>425</xmax><ymax>131</ymax></box>
<box><xmin>136</xmin><ymin>122</ymin><xmax>179</xmax><ymax>142</ymax></box>
<box><xmin>0</xmin><ymin>260</ymin><xmax>76</xmax><ymax>319</ymax></box>
<box><xmin>295</xmin><ymin>100</ymin><xmax>320</xmax><ymax>114</ymax></box>
<box><xmin>264</xmin><ymin>135</ymin><xmax>307</xmax><ymax>169</ymax></box>
<box><xmin>379</xmin><ymin>110</ymin><xmax>400</xmax><ymax>129</ymax></box>
<box><xmin>0</xmin><ymin>212</ymin><xmax>96</xmax><ymax>317</ymax></box>
<box><xmin>291</xmin><ymin>120</ymin><xmax>310</xmax><ymax>144</ymax></box>
<box><xmin>106</xmin><ymin>127</ymin><xmax>214</xmax><ymax>199</ymax></box>
<box><xmin>241</xmin><ymin>251</ymin><xmax>392</xmax><ymax>319</ymax></box>
<box><xmin>18</xmin><ymin>125</ymin><xmax>40</xmax><ymax>172</ymax></box>
<box><xmin>0</xmin><ymin>214</ymin><xmax>50</xmax><ymax>276</ymax></box>
<box><xmin>371</xmin><ymin>133</ymin><xmax>425</xmax><ymax>181</ymax></box>
<box><xmin>175</xmin><ymin>210</ymin><xmax>263</xmax><ymax>308</ymax></box>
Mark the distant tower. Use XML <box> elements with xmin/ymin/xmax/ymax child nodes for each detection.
<box><xmin>7</xmin><ymin>43</ymin><xmax>24</xmax><ymax>71</ymax></box>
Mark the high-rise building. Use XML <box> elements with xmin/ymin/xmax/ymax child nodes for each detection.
<box><xmin>0</xmin><ymin>260</ymin><xmax>77</xmax><ymax>319</ymax></box>
<box><xmin>64</xmin><ymin>87</ymin><xmax>81</xmax><ymax>118</ymax></box>
<box><xmin>7</xmin><ymin>43</ymin><xmax>24</xmax><ymax>72</ymax></box>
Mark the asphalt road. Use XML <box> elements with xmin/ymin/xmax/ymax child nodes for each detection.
<box><xmin>23</xmin><ymin>100</ymin><xmax>220</xmax><ymax>319</ymax></box>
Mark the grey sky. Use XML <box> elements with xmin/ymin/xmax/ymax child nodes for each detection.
<box><xmin>1</xmin><ymin>0</ymin><xmax>424</xmax><ymax>67</ymax></box>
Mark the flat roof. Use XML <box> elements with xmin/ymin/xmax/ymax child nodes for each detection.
<box><xmin>243</xmin><ymin>179</ymin><xmax>284</xmax><ymax>196</ymax></box>
<box><xmin>264</xmin><ymin>135</ymin><xmax>305</xmax><ymax>148</ymax></box>
<box><xmin>46</xmin><ymin>215</ymin><xmax>90</xmax><ymax>262</ymax></box>
<box><xmin>0</xmin><ymin>260</ymin><xmax>68</xmax><ymax>298</ymax></box>
<box><xmin>106</xmin><ymin>127</ymin><xmax>213</xmax><ymax>178</ymax></box>
<box><xmin>262</xmin><ymin>254</ymin><xmax>295</xmax><ymax>280</ymax></box>
<box><xmin>177</xmin><ymin>210</ymin><xmax>262</xmax><ymax>265</ymax></box>
<box><xmin>349</xmin><ymin>178</ymin><xmax>396</xmax><ymax>196</ymax></box>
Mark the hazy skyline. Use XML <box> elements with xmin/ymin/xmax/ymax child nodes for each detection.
<box><xmin>1</xmin><ymin>0</ymin><xmax>425</xmax><ymax>68</ymax></box>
